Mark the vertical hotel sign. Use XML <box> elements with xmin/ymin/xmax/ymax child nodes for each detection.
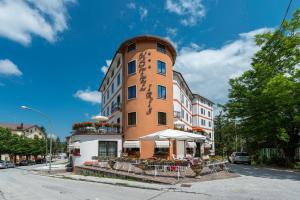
<box><xmin>138</xmin><ymin>51</ymin><xmax>153</xmax><ymax>115</ymax></box>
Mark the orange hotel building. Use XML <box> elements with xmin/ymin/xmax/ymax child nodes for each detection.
<box><xmin>99</xmin><ymin>35</ymin><xmax>214</xmax><ymax>159</ymax></box>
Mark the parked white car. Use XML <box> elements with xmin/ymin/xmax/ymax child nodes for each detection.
<box><xmin>229</xmin><ymin>152</ymin><xmax>251</xmax><ymax>164</ymax></box>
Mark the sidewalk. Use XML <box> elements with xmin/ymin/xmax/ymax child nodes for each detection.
<box><xmin>47</xmin><ymin>173</ymin><xmax>177</xmax><ymax>191</ymax></box>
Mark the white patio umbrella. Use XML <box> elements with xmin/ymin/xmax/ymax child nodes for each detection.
<box><xmin>139</xmin><ymin>129</ymin><xmax>205</xmax><ymax>159</ymax></box>
<box><xmin>139</xmin><ymin>129</ymin><xmax>206</xmax><ymax>141</ymax></box>
<box><xmin>91</xmin><ymin>115</ymin><xmax>109</xmax><ymax>122</ymax></box>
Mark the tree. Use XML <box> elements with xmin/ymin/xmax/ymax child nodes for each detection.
<box><xmin>214</xmin><ymin>107</ymin><xmax>245</xmax><ymax>157</ymax></box>
<box><xmin>0</xmin><ymin>128</ymin><xmax>12</xmax><ymax>155</ymax></box>
<box><xmin>0</xmin><ymin>127</ymin><xmax>47</xmax><ymax>162</ymax></box>
<box><xmin>226</xmin><ymin>9</ymin><xmax>300</xmax><ymax>166</ymax></box>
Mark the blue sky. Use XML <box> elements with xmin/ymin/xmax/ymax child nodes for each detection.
<box><xmin>0</xmin><ymin>0</ymin><xmax>299</xmax><ymax>139</ymax></box>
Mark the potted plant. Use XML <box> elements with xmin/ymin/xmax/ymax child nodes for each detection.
<box><xmin>190</xmin><ymin>162</ymin><xmax>204</xmax><ymax>177</ymax></box>
<box><xmin>135</xmin><ymin>159</ymin><xmax>148</xmax><ymax>174</ymax></box>
<box><xmin>108</xmin><ymin>159</ymin><xmax>116</xmax><ymax>169</ymax></box>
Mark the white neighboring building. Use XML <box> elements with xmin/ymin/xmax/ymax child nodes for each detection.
<box><xmin>172</xmin><ymin>71</ymin><xmax>215</xmax><ymax>155</ymax></box>
<box><xmin>173</xmin><ymin>71</ymin><xmax>194</xmax><ymax>131</ymax></box>
<box><xmin>0</xmin><ymin>123</ymin><xmax>45</xmax><ymax>139</ymax></box>
<box><xmin>69</xmin><ymin>132</ymin><xmax>122</xmax><ymax>166</ymax></box>
<box><xmin>101</xmin><ymin>54</ymin><xmax>123</xmax><ymax>126</ymax></box>
<box><xmin>0</xmin><ymin>123</ymin><xmax>46</xmax><ymax>161</ymax></box>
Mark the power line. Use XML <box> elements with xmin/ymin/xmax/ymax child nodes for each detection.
<box><xmin>279</xmin><ymin>0</ymin><xmax>294</xmax><ymax>31</ymax></box>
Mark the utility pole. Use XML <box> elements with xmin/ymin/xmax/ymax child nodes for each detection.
<box><xmin>20</xmin><ymin>106</ymin><xmax>54</xmax><ymax>173</ymax></box>
<box><xmin>235</xmin><ymin>119</ymin><xmax>237</xmax><ymax>152</ymax></box>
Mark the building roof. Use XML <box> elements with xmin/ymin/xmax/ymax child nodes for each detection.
<box><xmin>0</xmin><ymin>123</ymin><xmax>37</xmax><ymax>131</ymax></box>
<box><xmin>193</xmin><ymin>93</ymin><xmax>214</xmax><ymax>104</ymax></box>
<box><xmin>173</xmin><ymin>70</ymin><xmax>194</xmax><ymax>99</ymax></box>
<box><xmin>99</xmin><ymin>35</ymin><xmax>177</xmax><ymax>91</ymax></box>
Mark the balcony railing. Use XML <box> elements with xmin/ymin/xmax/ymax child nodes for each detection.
<box><xmin>72</xmin><ymin>122</ymin><xmax>122</xmax><ymax>135</ymax></box>
<box><xmin>173</xmin><ymin>111</ymin><xmax>181</xmax><ymax>119</ymax></box>
<box><xmin>112</xmin><ymin>102</ymin><xmax>122</xmax><ymax>113</ymax></box>
<box><xmin>72</xmin><ymin>127</ymin><xmax>122</xmax><ymax>135</ymax></box>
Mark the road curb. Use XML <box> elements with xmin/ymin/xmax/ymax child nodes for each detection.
<box><xmin>43</xmin><ymin>174</ymin><xmax>177</xmax><ymax>191</ymax></box>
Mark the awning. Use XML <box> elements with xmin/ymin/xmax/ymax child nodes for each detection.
<box><xmin>123</xmin><ymin>141</ymin><xmax>140</xmax><ymax>148</ymax></box>
<box><xmin>155</xmin><ymin>141</ymin><xmax>170</xmax><ymax>148</ymax></box>
<box><xmin>186</xmin><ymin>142</ymin><xmax>197</xmax><ymax>148</ymax></box>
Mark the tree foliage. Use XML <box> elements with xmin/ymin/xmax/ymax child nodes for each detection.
<box><xmin>0</xmin><ymin>127</ymin><xmax>66</xmax><ymax>159</ymax></box>
<box><xmin>225</xmin><ymin>9</ymin><xmax>300</xmax><ymax>166</ymax></box>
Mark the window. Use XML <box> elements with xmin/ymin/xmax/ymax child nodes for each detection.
<box><xmin>117</xmin><ymin>95</ymin><xmax>121</xmax><ymax>104</ymax></box>
<box><xmin>201</xmin><ymin>108</ymin><xmax>204</xmax><ymax>115</ymax></box>
<box><xmin>209</xmin><ymin>121</ymin><xmax>212</xmax><ymax>127</ymax></box>
<box><xmin>103</xmin><ymin>95</ymin><xmax>105</xmax><ymax>104</ymax></box>
<box><xmin>181</xmin><ymin>94</ymin><xmax>184</xmax><ymax>103</ymax></box>
<box><xmin>98</xmin><ymin>141</ymin><xmax>117</xmax><ymax>158</ymax></box>
<box><xmin>157</xmin><ymin>85</ymin><xmax>166</xmax><ymax>99</ymax></box>
<box><xmin>111</xmin><ymin>83</ymin><xmax>114</xmax><ymax>94</ymax></box>
<box><xmin>128</xmin><ymin>86</ymin><xmax>136</xmax><ymax>99</ymax></box>
<box><xmin>128</xmin><ymin>60</ymin><xmax>136</xmax><ymax>75</ymax></box>
<box><xmin>107</xmin><ymin>90</ymin><xmax>110</xmax><ymax>100</ymax></box>
<box><xmin>157</xmin><ymin>60</ymin><xmax>166</xmax><ymax>75</ymax></box>
<box><xmin>186</xmin><ymin>99</ymin><xmax>188</xmax><ymax>107</ymax></box>
<box><xmin>111</xmin><ymin>69</ymin><xmax>114</xmax><ymax>77</ymax></box>
<box><xmin>158</xmin><ymin>112</ymin><xmax>167</xmax><ymax>125</ymax></box>
<box><xmin>186</xmin><ymin>113</ymin><xmax>188</xmax><ymax>121</ymax></box>
<box><xmin>128</xmin><ymin>112</ymin><xmax>136</xmax><ymax>125</ymax></box>
<box><xmin>157</xmin><ymin>43</ymin><xmax>166</xmax><ymax>53</ymax></box>
<box><xmin>111</xmin><ymin>102</ymin><xmax>114</xmax><ymax>113</ymax></box>
<box><xmin>201</xmin><ymin>119</ymin><xmax>206</xmax><ymax>126</ymax></box>
<box><xmin>117</xmin><ymin>73</ymin><xmax>121</xmax><ymax>85</ymax></box>
<box><xmin>190</xmin><ymin>116</ymin><xmax>192</xmax><ymax>123</ymax></box>
<box><xmin>127</xmin><ymin>43</ymin><xmax>136</xmax><ymax>52</ymax></box>
<box><xmin>208</xmin><ymin>111</ymin><xmax>211</xmax><ymax>117</ymax></box>
<box><xmin>190</xmin><ymin>104</ymin><xmax>192</xmax><ymax>112</ymax></box>
<box><xmin>117</xmin><ymin>58</ymin><xmax>121</xmax><ymax>67</ymax></box>
<box><xmin>181</xmin><ymin>109</ymin><xmax>184</xmax><ymax>119</ymax></box>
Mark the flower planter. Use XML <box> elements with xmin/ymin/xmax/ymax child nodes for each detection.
<box><xmin>190</xmin><ymin>164</ymin><xmax>203</xmax><ymax>177</ymax></box>
<box><xmin>108</xmin><ymin>160</ymin><xmax>116</xmax><ymax>169</ymax></box>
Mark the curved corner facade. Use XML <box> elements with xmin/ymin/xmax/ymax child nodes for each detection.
<box><xmin>99</xmin><ymin>35</ymin><xmax>214</xmax><ymax>159</ymax></box>
<box><xmin>100</xmin><ymin>36</ymin><xmax>176</xmax><ymax>158</ymax></box>
<box><xmin>121</xmin><ymin>37</ymin><xmax>175</xmax><ymax>158</ymax></box>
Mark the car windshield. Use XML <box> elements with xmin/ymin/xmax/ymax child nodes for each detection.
<box><xmin>236</xmin><ymin>153</ymin><xmax>249</xmax><ymax>156</ymax></box>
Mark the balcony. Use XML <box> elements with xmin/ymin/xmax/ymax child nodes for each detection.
<box><xmin>112</xmin><ymin>102</ymin><xmax>122</xmax><ymax>113</ymax></box>
<box><xmin>72</xmin><ymin>122</ymin><xmax>122</xmax><ymax>135</ymax></box>
<box><xmin>173</xmin><ymin>111</ymin><xmax>181</xmax><ymax>119</ymax></box>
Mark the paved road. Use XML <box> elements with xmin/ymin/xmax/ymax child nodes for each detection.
<box><xmin>0</xmin><ymin>164</ymin><xmax>300</xmax><ymax>200</ymax></box>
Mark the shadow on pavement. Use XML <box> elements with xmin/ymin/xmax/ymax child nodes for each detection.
<box><xmin>230</xmin><ymin>164</ymin><xmax>300</xmax><ymax>181</ymax></box>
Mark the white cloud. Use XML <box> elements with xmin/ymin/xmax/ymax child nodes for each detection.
<box><xmin>0</xmin><ymin>0</ymin><xmax>75</xmax><ymax>45</ymax></box>
<box><xmin>127</xmin><ymin>2</ymin><xmax>136</xmax><ymax>9</ymax></box>
<box><xmin>74</xmin><ymin>88</ymin><xmax>101</xmax><ymax>104</ymax></box>
<box><xmin>139</xmin><ymin>7</ymin><xmax>148</xmax><ymax>20</ymax></box>
<box><xmin>165</xmin><ymin>0</ymin><xmax>205</xmax><ymax>26</ymax></box>
<box><xmin>174</xmin><ymin>28</ymin><xmax>273</xmax><ymax>104</ymax></box>
<box><xmin>126</xmin><ymin>2</ymin><xmax>147</xmax><ymax>21</ymax></box>
<box><xmin>101</xmin><ymin>59</ymin><xmax>112</xmax><ymax>74</ymax></box>
<box><xmin>0</xmin><ymin>59</ymin><xmax>22</xmax><ymax>76</ymax></box>
<box><xmin>166</xmin><ymin>27</ymin><xmax>177</xmax><ymax>37</ymax></box>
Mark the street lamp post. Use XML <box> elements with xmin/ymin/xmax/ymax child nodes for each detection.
<box><xmin>20</xmin><ymin>105</ymin><xmax>53</xmax><ymax>173</ymax></box>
